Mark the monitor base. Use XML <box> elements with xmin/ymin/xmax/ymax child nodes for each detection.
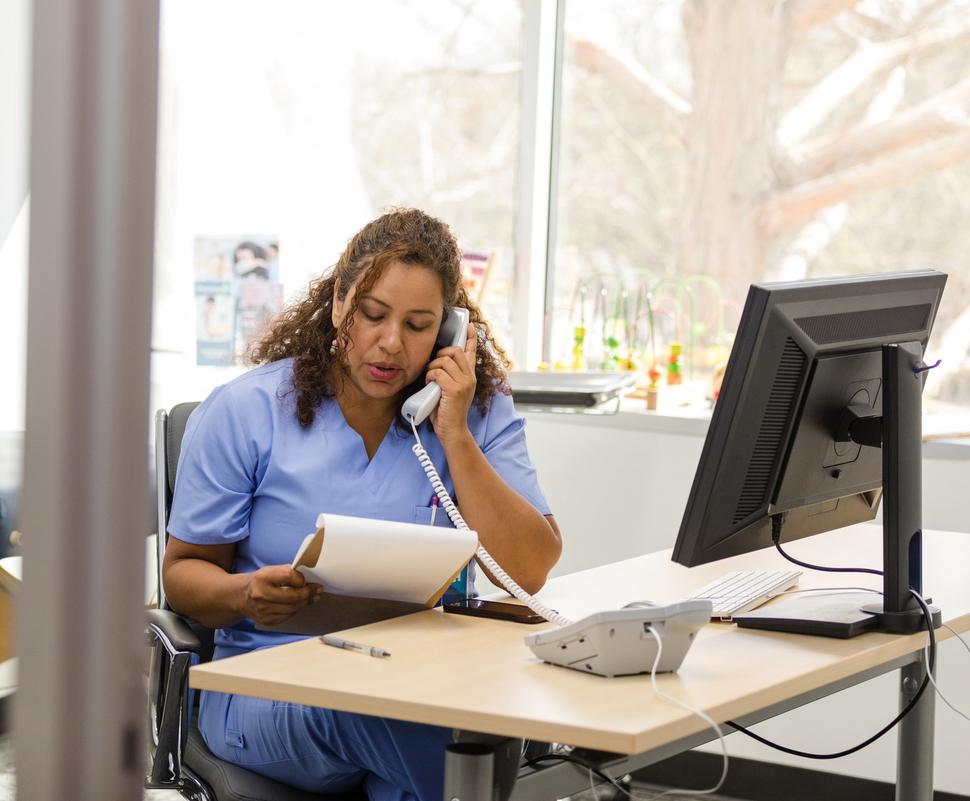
<box><xmin>733</xmin><ymin>591</ymin><xmax>942</xmax><ymax>638</ymax></box>
<box><xmin>733</xmin><ymin>591</ymin><xmax>881</xmax><ymax>638</ymax></box>
<box><xmin>860</xmin><ymin>601</ymin><xmax>942</xmax><ymax>634</ymax></box>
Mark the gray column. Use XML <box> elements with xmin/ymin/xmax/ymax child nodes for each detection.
<box><xmin>895</xmin><ymin>659</ymin><xmax>936</xmax><ymax>801</ymax></box>
<box><xmin>444</xmin><ymin>743</ymin><xmax>496</xmax><ymax>801</ymax></box>
<box><xmin>15</xmin><ymin>0</ymin><xmax>160</xmax><ymax>799</ymax></box>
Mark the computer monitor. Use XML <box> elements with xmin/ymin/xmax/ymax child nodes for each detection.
<box><xmin>672</xmin><ymin>270</ymin><xmax>947</xmax><ymax>637</ymax></box>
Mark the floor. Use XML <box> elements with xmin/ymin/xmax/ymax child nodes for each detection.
<box><xmin>2</xmin><ymin>745</ymin><xmax>745</xmax><ymax>800</ymax></box>
<box><xmin>0</xmin><ymin>737</ymin><xmax>12</xmax><ymax>800</ymax></box>
<box><xmin>0</xmin><ymin>732</ymin><xmax>741</xmax><ymax>801</ymax></box>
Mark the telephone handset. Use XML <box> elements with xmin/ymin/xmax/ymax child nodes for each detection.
<box><xmin>401</xmin><ymin>307</ymin><xmax>470</xmax><ymax>426</ymax></box>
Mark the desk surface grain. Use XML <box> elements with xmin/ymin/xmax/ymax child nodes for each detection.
<box><xmin>189</xmin><ymin>525</ymin><xmax>970</xmax><ymax>754</ymax></box>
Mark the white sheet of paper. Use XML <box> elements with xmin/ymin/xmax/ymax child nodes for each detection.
<box><xmin>294</xmin><ymin>513</ymin><xmax>478</xmax><ymax>605</ymax></box>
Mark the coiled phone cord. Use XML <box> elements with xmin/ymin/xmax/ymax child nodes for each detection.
<box><xmin>408</xmin><ymin>419</ymin><xmax>573</xmax><ymax>628</ymax></box>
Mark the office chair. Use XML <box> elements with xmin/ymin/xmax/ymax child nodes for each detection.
<box><xmin>145</xmin><ymin>401</ymin><xmax>366</xmax><ymax>801</ymax></box>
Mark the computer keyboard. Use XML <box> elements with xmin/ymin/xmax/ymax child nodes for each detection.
<box><xmin>687</xmin><ymin>569</ymin><xmax>802</xmax><ymax>620</ymax></box>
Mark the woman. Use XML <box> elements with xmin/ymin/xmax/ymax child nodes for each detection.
<box><xmin>163</xmin><ymin>208</ymin><xmax>562</xmax><ymax>801</ymax></box>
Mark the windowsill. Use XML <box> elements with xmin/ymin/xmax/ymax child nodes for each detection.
<box><xmin>516</xmin><ymin>395</ymin><xmax>711</xmax><ymax>436</ymax></box>
<box><xmin>515</xmin><ymin>394</ymin><xmax>970</xmax><ymax>460</ymax></box>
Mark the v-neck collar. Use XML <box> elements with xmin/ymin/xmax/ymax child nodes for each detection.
<box><xmin>325</xmin><ymin>400</ymin><xmax>410</xmax><ymax>496</ymax></box>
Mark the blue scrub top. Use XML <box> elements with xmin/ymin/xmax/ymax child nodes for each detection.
<box><xmin>167</xmin><ymin>358</ymin><xmax>552</xmax><ymax>659</ymax></box>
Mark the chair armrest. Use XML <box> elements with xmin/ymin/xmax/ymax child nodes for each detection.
<box><xmin>145</xmin><ymin>609</ymin><xmax>201</xmax><ymax>790</ymax></box>
<box><xmin>147</xmin><ymin>608</ymin><xmax>203</xmax><ymax>654</ymax></box>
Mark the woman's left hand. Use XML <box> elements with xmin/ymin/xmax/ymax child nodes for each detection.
<box><xmin>427</xmin><ymin>323</ymin><xmax>477</xmax><ymax>445</ymax></box>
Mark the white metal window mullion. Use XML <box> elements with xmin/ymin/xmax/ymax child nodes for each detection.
<box><xmin>514</xmin><ymin>0</ymin><xmax>565</xmax><ymax>370</ymax></box>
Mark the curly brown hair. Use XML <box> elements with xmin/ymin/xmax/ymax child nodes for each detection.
<box><xmin>251</xmin><ymin>208</ymin><xmax>512</xmax><ymax>428</ymax></box>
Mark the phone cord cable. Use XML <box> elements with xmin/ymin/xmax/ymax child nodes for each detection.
<box><xmin>409</xmin><ymin>419</ymin><xmax>572</xmax><ymax>628</ymax></box>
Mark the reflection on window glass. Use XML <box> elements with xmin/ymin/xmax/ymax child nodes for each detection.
<box><xmin>154</xmin><ymin>0</ymin><xmax>522</xmax><ymax>412</ymax></box>
<box><xmin>0</xmin><ymin>0</ymin><xmax>31</xmax><ymax>562</ymax></box>
<box><xmin>0</xmin><ymin>0</ymin><xmax>31</xmax><ymax>436</ymax></box>
<box><xmin>552</xmin><ymin>0</ymin><xmax>970</xmax><ymax>418</ymax></box>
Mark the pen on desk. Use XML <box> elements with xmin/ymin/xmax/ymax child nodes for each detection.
<box><xmin>319</xmin><ymin>635</ymin><xmax>391</xmax><ymax>658</ymax></box>
<box><xmin>429</xmin><ymin>495</ymin><xmax>439</xmax><ymax>526</ymax></box>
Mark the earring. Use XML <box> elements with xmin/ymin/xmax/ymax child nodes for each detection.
<box><xmin>329</xmin><ymin>341</ymin><xmax>338</xmax><ymax>357</ymax></box>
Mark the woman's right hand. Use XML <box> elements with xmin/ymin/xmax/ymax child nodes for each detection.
<box><xmin>241</xmin><ymin>565</ymin><xmax>322</xmax><ymax>625</ymax></box>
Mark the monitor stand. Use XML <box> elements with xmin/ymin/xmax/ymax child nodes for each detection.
<box><xmin>733</xmin><ymin>591</ymin><xmax>879</xmax><ymax>638</ymax></box>
<box><xmin>736</xmin><ymin>343</ymin><xmax>942</xmax><ymax>639</ymax></box>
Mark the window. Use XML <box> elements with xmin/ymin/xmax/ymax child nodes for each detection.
<box><xmin>0</xmin><ymin>0</ymin><xmax>31</xmax><ymax>438</ymax></box>
<box><xmin>551</xmin><ymin>0</ymin><xmax>970</xmax><ymax>418</ymax></box>
<box><xmin>152</xmin><ymin>1</ymin><xmax>970</xmax><ymax>427</ymax></box>
<box><xmin>153</xmin><ymin>0</ymin><xmax>523</xmax><ymax>411</ymax></box>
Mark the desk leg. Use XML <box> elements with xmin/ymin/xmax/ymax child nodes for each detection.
<box><xmin>444</xmin><ymin>743</ymin><xmax>494</xmax><ymax>801</ymax></box>
<box><xmin>444</xmin><ymin>736</ymin><xmax>522</xmax><ymax>801</ymax></box>
<box><xmin>895</xmin><ymin>659</ymin><xmax>935</xmax><ymax>801</ymax></box>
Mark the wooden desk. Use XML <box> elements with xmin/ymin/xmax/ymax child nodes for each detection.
<box><xmin>191</xmin><ymin>524</ymin><xmax>970</xmax><ymax>801</ymax></box>
<box><xmin>0</xmin><ymin>558</ymin><xmax>19</xmax><ymax>665</ymax></box>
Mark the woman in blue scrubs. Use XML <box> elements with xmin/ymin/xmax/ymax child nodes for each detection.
<box><xmin>163</xmin><ymin>208</ymin><xmax>563</xmax><ymax>801</ymax></box>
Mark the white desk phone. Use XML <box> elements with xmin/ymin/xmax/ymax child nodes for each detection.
<box><xmin>399</xmin><ymin>307</ymin><xmax>709</xmax><ymax>678</ymax></box>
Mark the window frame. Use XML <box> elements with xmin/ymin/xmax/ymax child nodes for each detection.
<box><xmin>513</xmin><ymin>0</ymin><xmax>566</xmax><ymax>369</ymax></box>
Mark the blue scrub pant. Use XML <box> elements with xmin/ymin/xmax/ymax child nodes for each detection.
<box><xmin>199</xmin><ymin>690</ymin><xmax>454</xmax><ymax>801</ymax></box>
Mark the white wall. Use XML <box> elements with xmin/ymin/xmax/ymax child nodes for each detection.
<box><xmin>517</xmin><ymin>407</ymin><xmax>970</xmax><ymax>795</ymax></box>
<box><xmin>526</xmin><ymin>418</ymin><xmax>705</xmax><ymax>576</ymax></box>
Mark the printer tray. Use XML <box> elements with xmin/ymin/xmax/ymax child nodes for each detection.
<box><xmin>508</xmin><ymin>371</ymin><xmax>636</xmax><ymax>408</ymax></box>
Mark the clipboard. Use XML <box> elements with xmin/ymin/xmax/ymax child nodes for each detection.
<box><xmin>259</xmin><ymin>513</ymin><xmax>478</xmax><ymax>635</ymax></box>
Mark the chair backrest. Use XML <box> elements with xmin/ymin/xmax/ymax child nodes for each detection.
<box><xmin>154</xmin><ymin>402</ymin><xmax>214</xmax><ymax>662</ymax></box>
<box><xmin>160</xmin><ymin>401</ymin><xmax>201</xmax><ymax>526</ymax></box>
<box><xmin>147</xmin><ymin>401</ymin><xmax>361</xmax><ymax>801</ymax></box>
